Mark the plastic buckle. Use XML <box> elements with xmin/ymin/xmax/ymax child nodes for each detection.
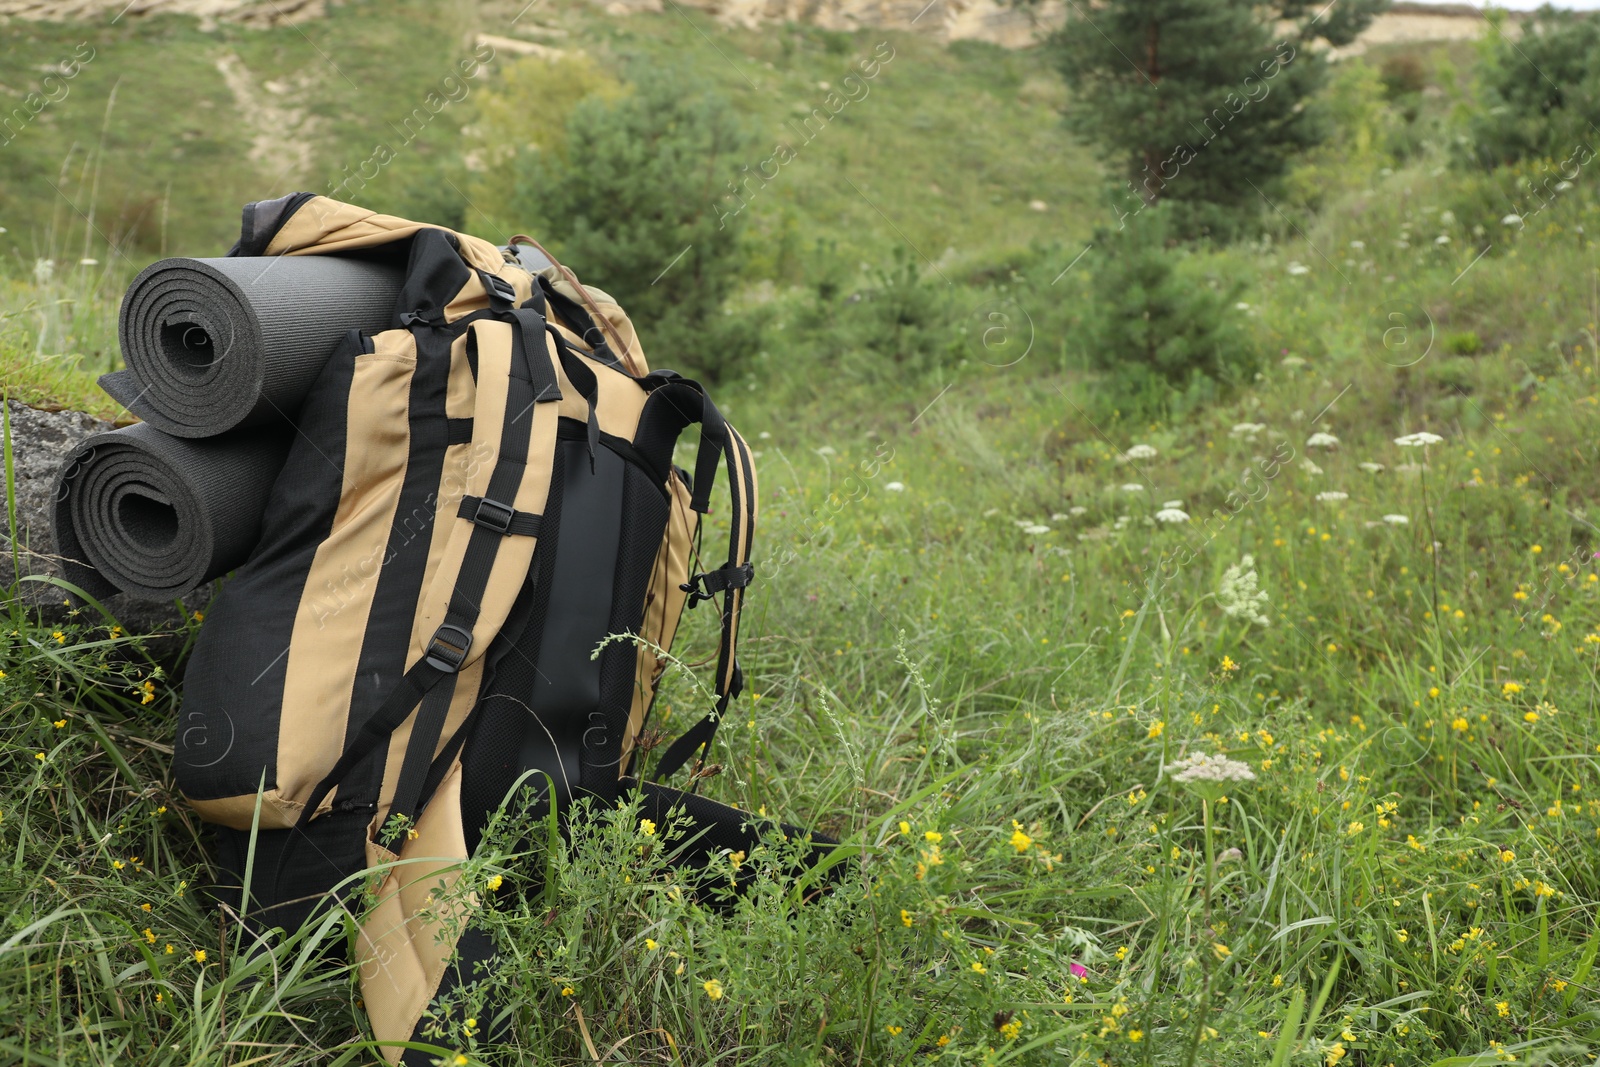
<box><xmin>485</xmin><ymin>273</ymin><xmax>517</xmax><ymax>305</ymax></box>
<box><xmin>424</xmin><ymin>623</ymin><xmax>474</xmax><ymax>673</ymax></box>
<box><xmin>679</xmin><ymin>574</ymin><xmax>715</xmax><ymax>609</ymax></box>
<box><xmin>472</xmin><ymin>496</ymin><xmax>515</xmax><ymax>535</ymax></box>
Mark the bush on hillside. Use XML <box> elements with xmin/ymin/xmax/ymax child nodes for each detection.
<box><xmin>1076</xmin><ymin>209</ymin><xmax>1258</xmax><ymax>415</ymax></box>
<box><xmin>1468</xmin><ymin>6</ymin><xmax>1600</xmax><ymax>168</ymax></box>
<box><xmin>505</xmin><ymin>69</ymin><xmax>755</xmax><ymax>381</ymax></box>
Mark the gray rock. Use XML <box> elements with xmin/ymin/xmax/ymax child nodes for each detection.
<box><xmin>2</xmin><ymin>399</ymin><xmax>194</xmax><ymax>635</ymax></box>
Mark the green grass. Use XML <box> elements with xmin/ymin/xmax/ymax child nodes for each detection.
<box><xmin>5</xmin><ymin>9</ymin><xmax>1600</xmax><ymax>1066</ymax></box>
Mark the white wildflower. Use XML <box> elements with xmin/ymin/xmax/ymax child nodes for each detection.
<box><xmin>1440</xmin><ymin>210</ymin><xmax>1456</xmax><ymax>224</ymax></box>
<box><xmin>815</xmin><ymin>446</ymin><xmax>836</xmax><ymax>456</ymax></box>
<box><xmin>1349</xmin><ymin>240</ymin><xmax>1365</xmax><ymax>250</ymax></box>
<box><xmin>1234</xmin><ymin>302</ymin><xmax>1251</xmax><ymax>310</ymax></box>
<box><xmin>1162</xmin><ymin>500</ymin><xmax>1184</xmax><ymax>509</ymax></box>
<box><xmin>1169</xmin><ymin>751</ymin><xmax>1258</xmax><ymax>784</ymax></box>
<box><xmin>1301</xmin><ymin>458</ymin><xmax>1323</xmax><ymax>475</ymax></box>
<box><xmin>1435</xmin><ymin>234</ymin><xmax>1451</xmax><ymax>245</ymax></box>
<box><xmin>1394</xmin><ymin>431</ymin><xmax>1443</xmax><ymax>447</ymax></box>
<box><xmin>1502</xmin><ymin>214</ymin><xmax>1523</xmax><ymax>227</ymax></box>
<box><xmin>1383</xmin><ymin>514</ymin><xmax>1410</xmax><ymax>525</ymax></box>
<box><xmin>1124</xmin><ymin>444</ymin><xmax>1159</xmax><ymax>460</ymax></box>
<box><xmin>32</xmin><ymin>258</ymin><xmax>54</xmax><ymax>284</ymax></box>
<box><xmin>78</xmin><ymin>257</ymin><xmax>99</xmax><ymax>266</ymax></box>
<box><xmin>1155</xmin><ymin>508</ymin><xmax>1189</xmax><ymax>523</ymax></box>
<box><xmin>1120</xmin><ymin>483</ymin><xmax>1144</xmax><ymax>493</ymax></box>
<box><xmin>884</xmin><ymin>481</ymin><xmax>905</xmax><ymax>492</ymax></box>
<box><xmin>1051</xmin><ymin>512</ymin><xmax>1070</xmax><ymax>521</ymax></box>
<box><xmin>1316</xmin><ymin>490</ymin><xmax>1349</xmax><ymax>502</ymax></box>
<box><xmin>1230</xmin><ymin>422</ymin><xmax>1266</xmax><ymax>438</ymax></box>
<box><xmin>1556</xmin><ymin>181</ymin><xmax>1572</xmax><ymax>192</ymax></box>
<box><xmin>1358</xmin><ymin>462</ymin><xmax>1385</xmax><ymax>473</ymax></box>
<box><xmin>1218</xmin><ymin>554</ymin><xmax>1270</xmax><ymax>627</ymax></box>
<box><xmin>1023</xmin><ymin>524</ymin><xmax>1051</xmax><ymax>535</ymax></box>
<box><xmin>758</xmin><ymin>431</ymin><xmax>772</xmax><ymax>440</ymax></box>
<box><xmin>1069</xmin><ymin>506</ymin><xmax>1088</xmax><ymax>516</ymax></box>
<box><xmin>1286</xmin><ymin>261</ymin><xmax>1310</xmax><ymax>276</ymax></box>
<box><xmin>1281</xmin><ymin>355</ymin><xmax>1307</xmax><ymax>368</ymax></box>
<box><xmin>1306</xmin><ymin>432</ymin><xmax>1339</xmax><ymax>450</ymax></box>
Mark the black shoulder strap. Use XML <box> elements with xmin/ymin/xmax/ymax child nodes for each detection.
<box><xmin>650</xmin><ymin>391</ymin><xmax>757</xmax><ymax>785</ymax></box>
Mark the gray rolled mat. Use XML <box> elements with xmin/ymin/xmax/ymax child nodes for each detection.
<box><xmin>52</xmin><ymin>422</ymin><xmax>292</xmax><ymax>602</ymax></box>
<box><xmin>104</xmin><ymin>256</ymin><xmax>405</xmax><ymax>438</ymax></box>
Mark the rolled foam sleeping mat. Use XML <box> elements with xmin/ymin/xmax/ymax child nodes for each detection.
<box><xmin>103</xmin><ymin>256</ymin><xmax>405</xmax><ymax>438</ymax></box>
<box><xmin>52</xmin><ymin>422</ymin><xmax>293</xmax><ymax>602</ymax></box>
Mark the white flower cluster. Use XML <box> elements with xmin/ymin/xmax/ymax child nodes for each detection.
<box><xmin>1306</xmin><ymin>432</ymin><xmax>1340</xmax><ymax>450</ymax></box>
<box><xmin>1218</xmin><ymin>554</ymin><xmax>1270</xmax><ymax>627</ymax></box>
<box><xmin>1124</xmin><ymin>443</ymin><xmax>1159</xmax><ymax>461</ymax></box>
<box><xmin>1394</xmin><ymin>431</ymin><xmax>1444</xmax><ymax>448</ymax></box>
<box><xmin>1168</xmin><ymin>751</ymin><xmax>1258</xmax><ymax>784</ymax></box>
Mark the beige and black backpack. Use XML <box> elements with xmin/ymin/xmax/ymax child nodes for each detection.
<box><xmin>172</xmin><ymin>194</ymin><xmax>829</xmax><ymax>1062</ymax></box>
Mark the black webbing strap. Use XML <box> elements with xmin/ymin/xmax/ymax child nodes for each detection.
<box><xmin>510</xmin><ymin>307</ymin><xmax>563</xmax><ymax>403</ymax></box>
<box><xmin>537</xmin><ymin>274</ymin><xmax>619</xmax><ymax>367</ymax></box>
<box><xmin>384</xmin><ymin>680</ymin><xmax>458</xmax><ymax>836</ymax></box>
<box><xmin>300</xmin><ymin>311</ymin><xmax>557</xmax><ymax>832</ymax></box>
<box><xmin>374</xmin><ymin>317</ymin><xmax>549</xmax><ymax>834</ymax></box>
<box><xmin>295</xmin><ymin>659</ymin><xmax>450</xmax><ymax>830</ymax></box>
<box><xmin>549</xmin><ymin>327</ymin><xmax>601</xmax><ymax>471</ymax></box>
<box><xmin>456</xmin><ymin>495</ymin><xmax>542</xmax><ymax>537</ymax></box>
<box><xmin>446</xmin><ymin>418</ymin><xmax>474</xmax><ymax>445</ymax></box>
<box><xmin>653</xmin><ymin>419</ymin><xmax>756</xmax><ymax>784</ymax></box>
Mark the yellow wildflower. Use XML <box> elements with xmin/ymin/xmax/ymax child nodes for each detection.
<box><xmin>702</xmin><ymin>978</ymin><xmax>724</xmax><ymax>1000</ymax></box>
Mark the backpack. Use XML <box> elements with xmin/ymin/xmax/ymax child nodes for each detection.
<box><xmin>172</xmin><ymin>195</ymin><xmax>820</xmax><ymax>1061</ymax></box>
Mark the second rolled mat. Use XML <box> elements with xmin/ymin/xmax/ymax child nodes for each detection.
<box><xmin>52</xmin><ymin>422</ymin><xmax>293</xmax><ymax>602</ymax></box>
<box><xmin>104</xmin><ymin>255</ymin><xmax>405</xmax><ymax>438</ymax></box>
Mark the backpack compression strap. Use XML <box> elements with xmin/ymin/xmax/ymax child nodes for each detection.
<box><xmin>648</xmin><ymin>379</ymin><xmax>758</xmax><ymax>784</ymax></box>
<box><xmin>294</xmin><ymin>294</ymin><xmax>563</xmax><ymax>833</ymax></box>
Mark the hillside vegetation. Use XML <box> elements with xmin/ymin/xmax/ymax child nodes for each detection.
<box><xmin>5</xmin><ymin>2</ymin><xmax>1600</xmax><ymax>1065</ymax></box>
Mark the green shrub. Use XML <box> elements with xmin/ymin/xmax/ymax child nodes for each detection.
<box><xmin>1077</xmin><ymin>209</ymin><xmax>1258</xmax><ymax>415</ymax></box>
<box><xmin>505</xmin><ymin>67</ymin><xmax>753</xmax><ymax>381</ymax></box>
<box><xmin>1467</xmin><ymin>7</ymin><xmax>1600</xmax><ymax>168</ymax></box>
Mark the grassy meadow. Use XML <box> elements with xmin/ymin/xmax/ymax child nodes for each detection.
<box><xmin>5</xmin><ymin>2</ymin><xmax>1600</xmax><ymax>1064</ymax></box>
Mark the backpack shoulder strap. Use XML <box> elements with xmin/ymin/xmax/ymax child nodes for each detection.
<box><xmin>646</xmin><ymin>380</ymin><xmax>758</xmax><ymax>785</ymax></box>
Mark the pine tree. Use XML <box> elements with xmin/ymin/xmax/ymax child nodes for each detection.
<box><xmin>507</xmin><ymin>70</ymin><xmax>751</xmax><ymax>379</ymax></box>
<box><xmin>1050</xmin><ymin>0</ymin><xmax>1387</xmax><ymax>238</ymax></box>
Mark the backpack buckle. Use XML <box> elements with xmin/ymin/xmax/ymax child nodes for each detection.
<box><xmin>424</xmin><ymin>623</ymin><xmax>474</xmax><ymax>673</ymax></box>
<box><xmin>472</xmin><ymin>496</ymin><xmax>516</xmax><ymax>535</ymax></box>
<box><xmin>680</xmin><ymin>562</ymin><xmax>754</xmax><ymax>609</ymax></box>
<box><xmin>483</xmin><ymin>272</ymin><xmax>517</xmax><ymax>307</ymax></box>
<box><xmin>680</xmin><ymin>574</ymin><xmax>715</xmax><ymax>609</ymax></box>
